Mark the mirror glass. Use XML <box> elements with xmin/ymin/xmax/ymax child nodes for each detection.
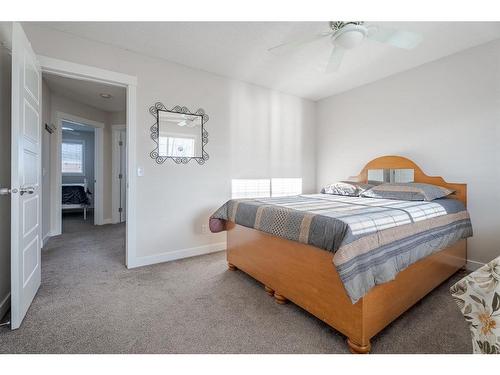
<box><xmin>158</xmin><ymin>109</ymin><xmax>203</xmax><ymax>158</ymax></box>
<box><xmin>367</xmin><ymin>168</ymin><xmax>414</xmax><ymax>183</ymax></box>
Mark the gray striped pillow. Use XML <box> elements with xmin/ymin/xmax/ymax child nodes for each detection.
<box><xmin>361</xmin><ymin>183</ymin><xmax>454</xmax><ymax>201</ymax></box>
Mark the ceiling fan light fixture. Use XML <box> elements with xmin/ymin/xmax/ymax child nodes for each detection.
<box><xmin>99</xmin><ymin>93</ymin><xmax>112</xmax><ymax>99</ymax></box>
<box><xmin>332</xmin><ymin>25</ymin><xmax>368</xmax><ymax>49</ymax></box>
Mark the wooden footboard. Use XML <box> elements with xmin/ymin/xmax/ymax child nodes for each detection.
<box><xmin>227</xmin><ymin>222</ymin><xmax>466</xmax><ymax>353</ymax></box>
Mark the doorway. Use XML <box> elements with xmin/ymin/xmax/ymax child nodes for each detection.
<box><xmin>42</xmin><ymin>72</ymin><xmax>125</xmax><ymax>236</ymax></box>
<box><xmin>38</xmin><ymin>55</ymin><xmax>137</xmax><ymax>269</ymax></box>
<box><xmin>5</xmin><ymin>22</ymin><xmax>138</xmax><ymax>329</ymax></box>
<box><xmin>5</xmin><ymin>22</ymin><xmax>137</xmax><ymax>329</ymax></box>
<box><xmin>59</xmin><ymin>119</ymin><xmax>97</xmax><ymax>231</ymax></box>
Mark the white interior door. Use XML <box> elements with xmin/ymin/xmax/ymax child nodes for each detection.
<box><xmin>119</xmin><ymin>131</ymin><xmax>126</xmax><ymax>222</ymax></box>
<box><xmin>10</xmin><ymin>22</ymin><xmax>42</xmax><ymax>329</ymax></box>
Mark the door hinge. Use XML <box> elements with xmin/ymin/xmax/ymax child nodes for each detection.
<box><xmin>118</xmin><ymin>207</ymin><xmax>123</xmax><ymax>213</ymax></box>
<box><xmin>118</xmin><ymin>173</ymin><xmax>123</xmax><ymax>179</ymax></box>
<box><xmin>119</xmin><ymin>141</ymin><xmax>123</xmax><ymax>146</ymax></box>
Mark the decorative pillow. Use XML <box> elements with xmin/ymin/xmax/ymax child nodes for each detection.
<box><xmin>361</xmin><ymin>182</ymin><xmax>454</xmax><ymax>201</ymax></box>
<box><xmin>321</xmin><ymin>181</ymin><xmax>375</xmax><ymax>197</ymax></box>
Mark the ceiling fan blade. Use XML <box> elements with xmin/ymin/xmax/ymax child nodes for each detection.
<box><xmin>367</xmin><ymin>26</ymin><xmax>423</xmax><ymax>50</ymax></box>
<box><xmin>325</xmin><ymin>45</ymin><xmax>345</xmax><ymax>73</ymax></box>
<box><xmin>268</xmin><ymin>32</ymin><xmax>331</xmax><ymax>55</ymax></box>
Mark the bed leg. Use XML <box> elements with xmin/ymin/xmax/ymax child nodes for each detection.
<box><xmin>228</xmin><ymin>263</ymin><xmax>237</xmax><ymax>271</ymax></box>
<box><xmin>347</xmin><ymin>338</ymin><xmax>371</xmax><ymax>354</ymax></box>
<box><xmin>274</xmin><ymin>293</ymin><xmax>287</xmax><ymax>305</ymax></box>
<box><xmin>264</xmin><ymin>286</ymin><xmax>275</xmax><ymax>296</ymax></box>
<box><xmin>84</xmin><ymin>207</ymin><xmax>87</xmax><ymax>221</ymax></box>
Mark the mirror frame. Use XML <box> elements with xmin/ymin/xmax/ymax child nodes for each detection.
<box><xmin>149</xmin><ymin>102</ymin><xmax>209</xmax><ymax>164</ymax></box>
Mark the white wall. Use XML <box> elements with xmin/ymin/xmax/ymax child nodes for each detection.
<box><xmin>317</xmin><ymin>39</ymin><xmax>500</xmax><ymax>266</ymax></box>
<box><xmin>0</xmin><ymin>25</ymin><xmax>12</xmax><ymax>318</ymax></box>
<box><xmin>24</xmin><ymin>24</ymin><xmax>317</xmax><ymax>264</ymax></box>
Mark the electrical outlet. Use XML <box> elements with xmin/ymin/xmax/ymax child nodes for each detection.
<box><xmin>201</xmin><ymin>224</ymin><xmax>209</xmax><ymax>234</ymax></box>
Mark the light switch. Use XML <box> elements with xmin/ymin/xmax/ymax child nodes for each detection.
<box><xmin>137</xmin><ymin>167</ymin><xmax>144</xmax><ymax>177</ymax></box>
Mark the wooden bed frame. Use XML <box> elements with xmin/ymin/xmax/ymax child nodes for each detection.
<box><xmin>226</xmin><ymin>156</ymin><xmax>467</xmax><ymax>353</ymax></box>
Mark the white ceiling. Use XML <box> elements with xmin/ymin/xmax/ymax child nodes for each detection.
<box><xmin>43</xmin><ymin>72</ymin><xmax>126</xmax><ymax>112</ymax></box>
<box><xmin>35</xmin><ymin>22</ymin><xmax>500</xmax><ymax>100</ymax></box>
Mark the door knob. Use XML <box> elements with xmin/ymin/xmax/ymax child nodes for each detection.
<box><xmin>0</xmin><ymin>187</ymin><xmax>18</xmax><ymax>195</ymax></box>
<box><xmin>19</xmin><ymin>186</ymin><xmax>35</xmax><ymax>196</ymax></box>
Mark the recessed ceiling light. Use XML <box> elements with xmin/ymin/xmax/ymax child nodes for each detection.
<box><xmin>100</xmin><ymin>93</ymin><xmax>112</xmax><ymax>99</ymax></box>
<box><xmin>62</xmin><ymin>127</ymin><xmax>74</xmax><ymax>131</ymax></box>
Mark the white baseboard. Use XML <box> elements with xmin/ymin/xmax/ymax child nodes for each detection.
<box><xmin>100</xmin><ymin>218</ymin><xmax>113</xmax><ymax>225</ymax></box>
<box><xmin>49</xmin><ymin>229</ymin><xmax>61</xmax><ymax>237</ymax></box>
<box><xmin>42</xmin><ymin>230</ymin><xmax>61</xmax><ymax>248</ymax></box>
<box><xmin>127</xmin><ymin>242</ymin><xmax>226</xmax><ymax>269</ymax></box>
<box><xmin>0</xmin><ymin>293</ymin><xmax>10</xmax><ymax>320</ymax></box>
<box><xmin>42</xmin><ymin>231</ymin><xmax>53</xmax><ymax>247</ymax></box>
<box><xmin>466</xmin><ymin>259</ymin><xmax>485</xmax><ymax>271</ymax></box>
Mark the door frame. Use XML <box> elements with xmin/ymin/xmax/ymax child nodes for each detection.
<box><xmin>111</xmin><ymin>124</ymin><xmax>126</xmax><ymax>224</ymax></box>
<box><xmin>38</xmin><ymin>55</ymin><xmax>138</xmax><ymax>268</ymax></box>
<box><xmin>55</xmin><ymin>112</ymin><xmax>104</xmax><ymax>230</ymax></box>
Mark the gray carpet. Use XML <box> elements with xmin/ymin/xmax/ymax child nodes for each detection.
<box><xmin>0</xmin><ymin>213</ymin><xmax>472</xmax><ymax>353</ymax></box>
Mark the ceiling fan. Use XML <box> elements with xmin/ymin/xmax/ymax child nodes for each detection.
<box><xmin>177</xmin><ymin>115</ymin><xmax>198</xmax><ymax>128</ymax></box>
<box><xmin>268</xmin><ymin>21</ymin><xmax>423</xmax><ymax>73</ymax></box>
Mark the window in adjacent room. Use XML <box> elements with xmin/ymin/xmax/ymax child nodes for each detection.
<box><xmin>61</xmin><ymin>140</ymin><xmax>84</xmax><ymax>175</ymax></box>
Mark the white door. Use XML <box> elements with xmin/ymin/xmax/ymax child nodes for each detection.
<box><xmin>10</xmin><ymin>22</ymin><xmax>42</xmax><ymax>329</ymax></box>
<box><xmin>119</xmin><ymin>131</ymin><xmax>126</xmax><ymax>222</ymax></box>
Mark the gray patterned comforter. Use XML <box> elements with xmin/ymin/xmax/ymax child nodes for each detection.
<box><xmin>210</xmin><ymin>194</ymin><xmax>472</xmax><ymax>303</ymax></box>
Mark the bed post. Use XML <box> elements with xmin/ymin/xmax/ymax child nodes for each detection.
<box><xmin>346</xmin><ymin>298</ymin><xmax>371</xmax><ymax>354</ymax></box>
<box><xmin>347</xmin><ymin>338</ymin><xmax>371</xmax><ymax>354</ymax></box>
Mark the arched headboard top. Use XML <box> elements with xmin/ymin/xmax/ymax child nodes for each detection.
<box><xmin>349</xmin><ymin>155</ymin><xmax>467</xmax><ymax>207</ymax></box>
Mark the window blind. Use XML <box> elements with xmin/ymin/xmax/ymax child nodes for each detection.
<box><xmin>271</xmin><ymin>178</ymin><xmax>302</xmax><ymax>197</ymax></box>
<box><xmin>62</xmin><ymin>142</ymin><xmax>84</xmax><ymax>174</ymax></box>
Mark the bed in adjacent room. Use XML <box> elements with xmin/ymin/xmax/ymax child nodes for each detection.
<box><xmin>62</xmin><ymin>178</ymin><xmax>92</xmax><ymax>220</ymax></box>
<box><xmin>210</xmin><ymin>155</ymin><xmax>472</xmax><ymax>353</ymax></box>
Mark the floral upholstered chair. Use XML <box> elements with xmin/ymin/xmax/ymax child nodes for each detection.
<box><xmin>450</xmin><ymin>257</ymin><xmax>500</xmax><ymax>354</ymax></box>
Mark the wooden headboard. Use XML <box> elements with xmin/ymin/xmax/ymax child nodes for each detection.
<box><xmin>349</xmin><ymin>155</ymin><xmax>467</xmax><ymax>207</ymax></box>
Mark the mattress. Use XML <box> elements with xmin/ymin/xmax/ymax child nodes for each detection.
<box><xmin>210</xmin><ymin>194</ymin><xmax>472</xmax><ymax>302</ymax></box>
<box><xmin>62</xmin><ymin>185</ymin><xmax>90</xmax><ymax>206</ymax></box>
